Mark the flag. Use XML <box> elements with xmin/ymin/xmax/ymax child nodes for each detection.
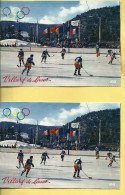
<box><xmin>42</xmin><ymin>130</ymin><xmax>48</xmax><ymax>136</ymax></box>
<box><xmin>71</xmin><ymin>20</ymin><xmax>80</xmax><ymax>26</ymax></box>
<box><xmin>70</xmin><ymin>29</ymin><xmax>76</xmax><ymax>35</ymax></box>
<box><xmin>71</xmin><ymin>122</ymin><xmax>79</xmax><ymax>128</ymax></box>
<box><xmin>43</xmin><ymin>28</ymin><xmax>48</xmax><ymax>34</ymax></box>
<box><xmin>56</xmin><ymin>28</ymin><xmax>59</xmax><ymax>34</ymax></box>
<box><xmin>56</xmin><ymin>129</ymin><xmax>59</xmax><ymax>136</ymax></box>
<box><xmin>70</xmin><ymin>131</ymin><xmax>76</xmax><ymax>137</ymax></box>
<box><xmin>59</xmin><ymin>128</ymin><xmax>63</xmax><ymax>135</ymax></box>
<box><xmin>50</xmin><ymin>128</ymin><xmax>57</xmax><ymax>134</ymax></box>
<box><xmin>59</xmin><ymin>26</ymin><xmax>63</xmax><ymax>34</ymax></box>
<box><xmin>50</xmin><ymin>26</ymin><xmax>57</xmax><ymax>33</ymax></box>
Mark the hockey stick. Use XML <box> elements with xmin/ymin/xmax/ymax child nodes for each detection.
<box><xmin>115</xmin><ymin>161</ymin><xmax>120</xmax><ymax>166</ymax></box>
<box><xmin>81</xmin><ymin>170</ymin><xmax>92</xmax><ymax>179</ymax></box>
<box><xmin>51</xmin><ymin>55</ymin><xmax>55</xmax><ymax>57</ymax></box>
<box><xmin>82</xmin><ymin>67</ymin><xmax>93</xmax><ymax>77</ymax></box>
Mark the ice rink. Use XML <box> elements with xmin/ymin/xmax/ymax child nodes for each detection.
<box><xmin>0</xmin><ymin>152</ymin><xmax>120</xmax><ymax>189</ymax></box>
<box><xmin>1</xmin><ymin>51</ymin><xmax>121</xmax><ymax>86</ymax></box>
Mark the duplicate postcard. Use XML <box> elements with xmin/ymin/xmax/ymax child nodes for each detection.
<box><xmin>0</xmin><ymin>1</ymin><xmax>121</xmax><ymax>87</ymax></box>
<box><xmin>0</xmin><ymin>102</ymin><xmax>120</xmax><ymax>189</ymax></box>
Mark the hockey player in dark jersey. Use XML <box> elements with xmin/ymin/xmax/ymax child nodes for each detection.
<box><xmin>108</xmin><ymin>52</ymin><xmax>116</xmax><ymax>64</ymax></box>
<box><xmin>60</xmin><ymin>149</ymin><xmax>66</xmax><ymax>161</ymax></box>
<box><xmin>18</xmin><ymin>49</ymin><xmax>24</xmax><ymax>66</ymax></box>
<box><xmin>40</xmin><ymin>151</ymin><xmax>49</xmax><ymax>165</ymax></box>
<box><xmin>105</xmin><ymin>152</ymin><xmax>112</xmax><ymax>160</ymax></box>
<box><xmin>108</xmin><ymin>155</ymin><xmax>116</xmax><ymax>167</ymax></box>
<box><xmin>21</xmin><ymin>156</ymin><xmax>34</xmax><ymax>177</ymax></box>
<box><xmin>73</xmin><ymin>158</ymin><xmax>82</xmax><ymax>178</ymax></box>
<box><xmin>95</xmin><ymin>147</ymin><xmax>99</xmax><ymax>159</ymax></box>
<box><xmin>61</xmin><ymin>47</ymin><xmax>66</xmax><ymax>59</ymax></box>
<box><xmin>96</xmin><ymin>44</ymin><xmax>100</xmax><ymax>57</ymax></box>
<box><xmin>41</xmin><ymin>49</ymin><xmax>50</xmax><ymax>63</ymax></box>
<box><xmin>74</xmin><ymin>56</ymin><xmax>82</xmax><ymax>76</ymax></box>
<box><xmin>106</xmin><ymin>49</ymin><xmax>112</xmax><ymax>57</ymax></box>
<box><xmin>22</xmin><ymin>54</ymin><xmax>35</xmax><ymax>76</ymax></box>
<box><xmin>17</xmin><ymin>150</ymin><xmax>24</xmax><ymax>168</ymax></box>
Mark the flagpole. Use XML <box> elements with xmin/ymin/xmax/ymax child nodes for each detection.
<box><xmin>79</xmin><ymin>21</ymin><xmax>80</xmax><ymax>42</ymax></box>
<box><xmin>79</xmin><ymin>123</ymin><xmax>80</xmax><ymax>144</ymax></box>
<box><xmin>67</xmin><ymin>123</ymin><xmax>70</xmax><ymax>155</ymax></box>
<box><xmin>35</xmin><ymin>120</ymin><xmax>38</xmax><ymax>147</ymax></box>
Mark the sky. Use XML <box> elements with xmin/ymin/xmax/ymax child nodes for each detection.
<box><xmin>0</xmin><ymin>103</ymin><xmax>120</xmax><ymax>126</ymax></box>
<box><xmin>0</xmin><ymin>1</ymin><xmax>120</xmax><ymax>24</ymax></box>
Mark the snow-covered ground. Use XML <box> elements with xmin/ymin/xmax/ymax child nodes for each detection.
<box><xmin>0</xmin><ymin>152</ymin><xmax>120</xmax><ymax>189</ymax></box>
<box><xmin>0</xmin><ymin>39</ymin><xmax>40</xmax><ymax>47</ymax></box>
<box><xmin>1</xmin><ymin>51</ymin><xmax>121</xmax><ymax>86</ymax></box>
<box><xmin>0</xmin><ymin>140</ymin><xmax>40</xmax><ymax>149</ymax></box>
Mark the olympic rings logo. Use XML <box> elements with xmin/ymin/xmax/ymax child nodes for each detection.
<box><xmin>3</xmin><ymin>108</ymin><xmax>30</xmax><ymax>121</ymax></box>
<box><xmin>2</xmin><ymin>7</ymin><xmax>30</xmax><ymax>20</ymax></box>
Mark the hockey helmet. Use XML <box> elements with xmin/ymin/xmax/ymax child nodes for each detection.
<box><xmin>30</xmin><ymin>54</ymin><xmax>34</xmax><ymax>57</ymax></box>
<box><xmin>30</xmin><ymin>156</ymin><xmax>33</xmax><ymax>159</ymax></box>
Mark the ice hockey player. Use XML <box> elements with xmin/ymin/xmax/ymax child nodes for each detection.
<box><xmin>41</xmin><ymin>49</ymin><xmax>50</xmax><ymax>63</ymax></box>
<box><xmin>108</xmin><ymin>155</ymin><xmax>116</xmax><ymax>167</ymax></box>
<box><xmin>21</xmin><ymin>156</ymin><xmax>34</xmax><ymax>177</ymax></box>
<box><xmin>61</xmin><ymin>47</ymin><xmax>66</xmax><ymax>59</ymax></box>
<box><xmin>22</xmin><ymin>54</ymin><xmax>35</xmax><ymax>76</ymax></box>
<box><xmin>73</xmin><ymin>158</ymin><xmax>82</xmax><ymax>178</ymax></box>
<box><xmin>108</xmin><ymin>51</ymin><xmax>116</xmax><ymax>64</ymax></box>
<box><xmin>40</xmin><ymin>151</ymin><xmax>49</xmax><ymax>165</ymax></box>
<box><xmin>96</xmin><ymin>43</ymin><xmax>100</xmax><ymax>57</ymax></box>
<box><xmin>106</xmin><ymin>49</ymin><xmax>112</xmax><ymax>57</ymax></box>
<box><xmin>95</xmin><ymin>146</ymin><xmax>99</xmax><ymax>159</ymax></box>
<box><xmin>17</xmin><ymin>150</ymin><xmax>24</xmax><ymax>168</ymax></box>
<box><xmin>18</xmin><ymin>49</ymin><xmax>24</xmax><ymax>67</ymax></box>
<box><xmin>60</xmin><ymin>149</ymin><xmax>66</xmax><ymax>161</ymax></box>
<box><xmin>74</xmin><ymin>56</ymin><xmax>82</xmax><ymax>76</ymax></box>
<box><xmin>105</xmin><ymin>152</ymin><xmax>112</xmax><ymax>160</ymax></box>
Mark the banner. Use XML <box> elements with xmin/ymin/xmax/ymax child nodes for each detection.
<box><xmin>71</xmin><ymin>122</ymin><xmax>79</xmax><ymax>128</ymax></box>
<box><xmin>71</xmin><ymin>20</ymin><xmax>80</xmax><ymax>26</ymax></box>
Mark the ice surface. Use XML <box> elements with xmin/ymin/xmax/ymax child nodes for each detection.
<box><xmin>1</xmin><ymin>51</ymin><xmax>121</xmax><ymax>86</ymax></box>
<box><xmin>0</xmin><ymin>152</ymin><xmax>120</xmax><ymax>189</ymax></box>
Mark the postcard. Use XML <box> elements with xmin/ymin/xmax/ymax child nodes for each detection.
<box><xmin>0</xmin><ymin>1</ymin><xmax>121</xmax><ymax>86</ymax></box>
<box><xmin>0</xmin><ymin>102</ymin><xmax>120</xmax><ymax>188</ymax></box>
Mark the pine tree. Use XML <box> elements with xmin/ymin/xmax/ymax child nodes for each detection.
<box><xmin>102</xmin><ymin>20</ymin><xmax>110</xmax><ymax>41</ymax></box>
<box><xmin>17</xmin><ymin>25</ymin><xmax>22</xmax><ymax>40</ymax></box>
<box><xmin>90</xmin><ymin>128</ymin><xmax>96</xmax><ymax>144</ymax></box>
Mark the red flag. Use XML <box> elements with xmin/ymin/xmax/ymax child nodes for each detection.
<box><xmin>50</xmin><ymin>26</ymin><xmax>57</xmax><ymax>33</ymax></box>
<box><xmin>50</xmin><ymin>128</ymin><xmax>57</xmax><ymax>134</ymax></box>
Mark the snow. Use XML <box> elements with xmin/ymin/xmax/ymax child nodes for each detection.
<box><xmin>0</xmin><ymin>152</ymin><xmax>120</xmax><ymax>189</ymax></box>
<box><xmin>1</xmin><ymin>51</ymin><xmax>121</xmax><ymax>86</ymax></box>
<box><xmin>0</xmin><ymin>140</ymin><xmax>39</xmax><ymax>148</ymax></box>
<box><xmin>0</xmin><ymin>39</ymin><xmax>37</xmax><ymax>47</ymax></box>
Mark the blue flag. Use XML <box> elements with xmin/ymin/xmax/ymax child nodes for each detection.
<box><xmin>59</xmin><ymin>128</ymin><xmax>63</xmax><ymax>135</ymax></box>
<box><xmin>59</xmin><ymin>26</ymin><xmax>63</xmax><ymax>34</ymax></box>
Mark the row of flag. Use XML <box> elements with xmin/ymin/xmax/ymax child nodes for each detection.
<box><xmin>42</xmin><ymin>129</ymin><xmax>78</xmax><ymax>137</ymax></box>
<box><xmin>42</xmin><ymin>20</ymin><xmax>80</xmax><ymax>35</ymax></box>
<box><xmin>42</xmin><ymin>122</ymin><xmax>79</xmax><ymax>137</ymax></box>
